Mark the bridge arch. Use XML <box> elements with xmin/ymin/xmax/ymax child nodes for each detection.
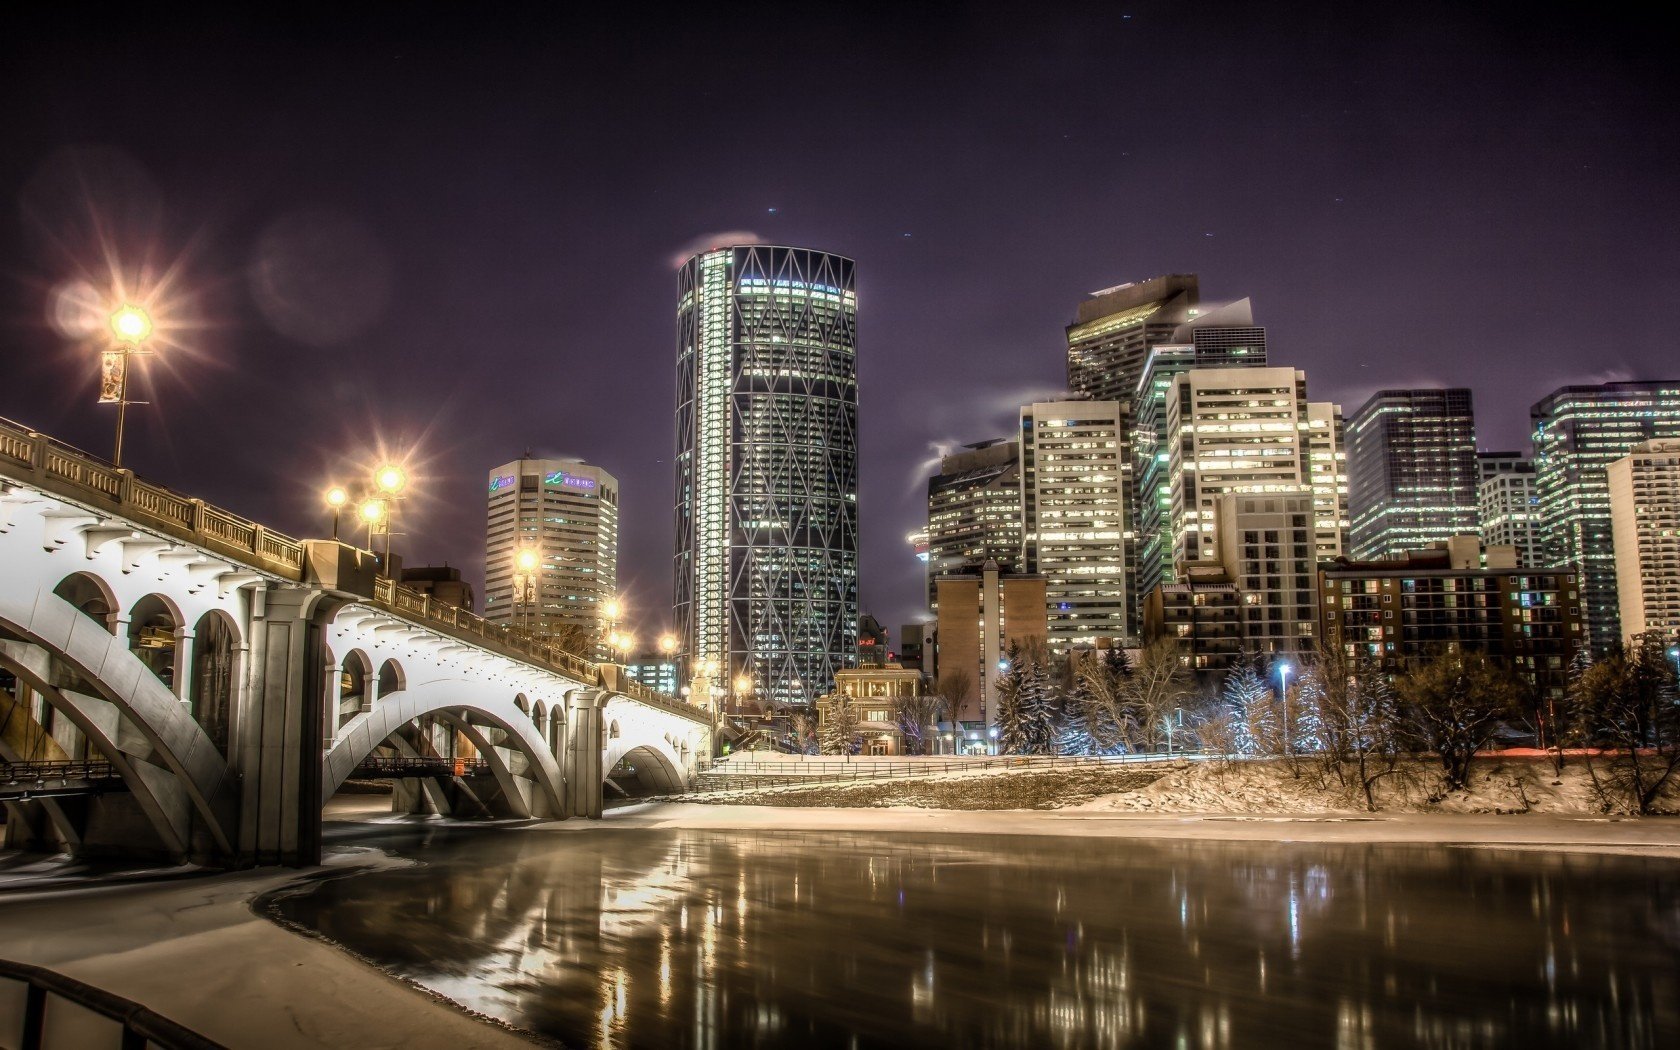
<box><xmin>52</xmin><ymin>572</ymin><xmax>117</xmax><ymax>633</ymax></box>
<box><xmin>376</xmin><ymin>658</ymin><xmax>405</xmax><ymax>697</ymax></box>
<box><xmin>127</xmin><ymin>593</ymin><xmax>183</xmax><ymax>694</ymax></box>
<box><xmin>188</xmin><ymin>609</ymin><xmax>240</xmax><ymax>753</ymax></box>
<box><xmin>323</xmin><ymin>680</ymin><xmax>565</xmax><ymax>818</ymax></box>
<box><xmin>0</xmin><ymin>585</ymin><xmax>235</xmax><ymax>860</ymax></box>
<box><xmin>604</xmin><ymin>736</ymin><xmax>686</xmax><ymax>795</ymax></box>
<box><xmin>531</xmin><ymin>700</ymin><xmax>547</xmax><ymax>744</ymax></box>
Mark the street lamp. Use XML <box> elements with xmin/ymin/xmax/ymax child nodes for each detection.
<box><xmin>324</xmin><ymin>486</ymin><xmax>349</xmax><ymax>540</ymax></box>
<box><xmin>372</xmin><ymin>463</ymin><xmax>407</xmax><ymax>568</ymax></box>
<box><xmin>1276</xmin><ymin>660</ymin><xmax>1294</xmax><ymax>757</ymax></box>
<box><xmin>357</xmin><ymin>498</ymin><xmax>386</xmax><ymax>550</ymax></box>
<box><xmin>101</xmin><ymin>303</ymin><xmax>154</xmax><ymax>468</ymax></box>
<box><xmin>988</xmin><ymin>725</ymin><xmax>998</xmax><ymax>756</ymax></box>
<box><xmin>734</xmin><ymin>672</ymin><xmax>753</xmax><ymax>717</ymax></box>
<box><xmin>513</xmin><ymin>547</ymin><xmax>540</xmax><ymax>634</ymax></box>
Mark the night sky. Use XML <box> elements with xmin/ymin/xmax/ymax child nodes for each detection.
<box><xmin>2</xmin><ymin>3</ymin><xmax>1674</xmax><ymax>646</ymax></box>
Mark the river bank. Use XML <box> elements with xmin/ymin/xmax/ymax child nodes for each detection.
<box><xmin>2</xmin><ymin>799</ymin><xmax>1676</xmax><ymax>1047</ymax></box>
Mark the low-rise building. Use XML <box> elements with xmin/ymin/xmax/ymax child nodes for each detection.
<box><xmin>1319</xmin><ymin>537</ymin><xmax>1583</xmax><ymax>699</ymax></box>
<box><xmin>817</xmin><ymin>662</ymin><xmax>924</xmax><ymax>755</ymax></box>
<box><xmin>1142</xmin><ymin>565</ymin><xmax>1243</xmax><ymax>672</ymax></box>
<box><xmin>932</xmin><ymin>561</ymin><xmax>1048</xmax><ymax>731</ymax></box>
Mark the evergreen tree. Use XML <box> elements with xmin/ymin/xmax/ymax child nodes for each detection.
<box><xmin>1014</xmin><ymin>655</ymin><xmax>1058</xmax><ymax>755</ymax></box>
<box><xmin>1223</xmin><ymin>660</ymin><xmax>1275</xmax><ymax>756</ymax></box>
<box><xmin>820</xmin><ymin>695</ymin><xmax>862</xmax><ymax>755</ymax></box>
<box><xmin>1055</xmin><ymin>677</ymin><xmax>1098</xmax><ymax>756</ymax></box>
<box><xmin>993</xmin><ymin>642</ymin><xmax>1027</xmax><ymax>754</ymax></box>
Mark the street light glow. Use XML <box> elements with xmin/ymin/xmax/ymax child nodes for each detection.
<box><xmin>374</xmin><ymin>464</ymin><xmax>407</xmax><ymax>494</ymax></box>
<box><xmin>109</xmin><ymin>303</ymin><xmax>153</xmax><ymax>343</ymax></box>
<box><xmin>324</xmin><ymin>486</ymin><xmax>348</xmax><ymax>508</ymax></box>
<box><xmin>515</xmin><ymin>548</ymin><xmax>539</xmax><ymax>572</ymax></box>
<box><xmin>734</xmin><ymin>674</ymin><xmax>753</xmax><ymax>695</ymax></box>
<box><xmin>603</xmin><ymin>597</ymin><xmax>622</xmax><ymax>621</ymax></box>
<box><xmin>659</xmin><ymin>634</ymin><xmax>677</xmax><ymax>654</ymax></box>
<box><xmin>358</xmin><ymin>499</ymin><xmax>386</xmax><ymax>524</ymax></box>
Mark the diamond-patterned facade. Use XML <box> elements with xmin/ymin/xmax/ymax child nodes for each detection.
<box><xmin>674</xmin><ymin>246</ymin><xmax>859</xmax><ymax>705</ymax></box>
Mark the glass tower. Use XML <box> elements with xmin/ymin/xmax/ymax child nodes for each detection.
<box><xmin>673</xmin><ymin>245</ymin><xmax>859</xmax><ymax>706</ymax></box>
<box><xmin>1532</xmin><ymin>382</ymin><xmax>1680</xmax><ymax>654</ymax></box>
<box><xmin>1346</xmin><ymin>389</ymin><xmax>1480</xmax><ymax>561</ymax></box>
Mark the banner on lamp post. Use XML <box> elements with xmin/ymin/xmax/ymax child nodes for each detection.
<box><xmin>98</xmin><ymin>351</ymin><xmax>125</xmax><ymax>404</ymax></box>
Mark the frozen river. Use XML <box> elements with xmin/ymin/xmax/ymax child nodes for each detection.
<box><xmin>269</xmin><ymin>826</ymin><xmax>1679</xmax><ymax>1048</ymax></box>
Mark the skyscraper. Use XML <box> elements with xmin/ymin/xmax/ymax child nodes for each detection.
<box><xmin>1533</xmin><ymin>381</ymin><xmax>1680</xmax><ymax>653</ymax></box>
<box><xmin>1346</xmin><ymin>389</ymin><xmax>1479</xmax><ymax>561</ymax></box>
<box><xmin>1166</xmin><ymin>367</ymin><xmax>1313</xmax><ymax>572</ymax></box>
<box><xmin>1065</xmin><ymin>274</ymin><xmax>1200</xmax><ymax>403</ymax></box>
<box><xmin>1132</xmin><ymin>298</ymin><xmax>1268</xmax><ymax>602</ymax></box>
<box><xmin>1608</xmin><ymin>439</ymin><xmax>1680</xmax><ymax>644</ymax></box>
<box><xmin>1306</xmin><ymin>401</ymin><xmax>1350</xmax><ymax>561</ymax></box>
<box><xmin>1477</xmin><ymin>452</ymin><xmax>1543</xmax><ymax>567</ymax></box>
<box><xmin>925</xmin><ymin>439</ymin><xmax>1022</xmax><ymax>608</ymax></box>
<box><xmin>673</xmin><ymin>245</ymin><xmax>859</xmax><ymax>705</ymax></box>
<box><xmin>1020</xmin><ymin>399</ymin><xmax>1130</xmax><ymax>649</ymax></box>
<box><xmin>483</xmin><ymin>457</ymin><xmax>618</xmax><ymax>647</ymax></box>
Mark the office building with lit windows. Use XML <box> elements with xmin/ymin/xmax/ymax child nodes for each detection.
<box><xmin>1533</xmin><ymin>381</ymin><xmax>1680</xmax><ymax>654</ymax></box>
<box><xmin>483</xmin><ymin>457</ymin><xmax>618</xmax><ymax>644</ymax></box>
<box><xmin>1020</xmin><ymin>399</ymin><xmax>1131</xmax><ymax>649</ymax></box>
<box><xmin>1065</xmin><ymin>274</ymin><xmax>1201</xmax><ymax>404</ymax></box>
<box><xmin>1608</xmin><ymin>439</ymin><xmax>1680</xmax><ymax>644</ymax></box>
<box><xmin>1132</xmin><ymin>298</ymin><xmax>1269</xmax><ymax>606</ymax></box>
<box><xmin>1165</xmin><ymin>367</ymin><xmax>1313</xmax><ymax>574</ymax></box>
<box><xmin>673</xmin><ymin>245</ymin><xmax>859</xmax><ymax>705</ymax></box>
<box><xmin>1347</xmin><ymin>388</ymin><xmax>1480</xmax><ymax>561</ymax></box>
<box><xmin>1306</xmin><ymin>401</ymin><xmax>1350</xmax><ymax>560</ymax></box>
<box><xmin>1477</xmin><ymin>452</ymin><xmax>1543</xmax><ymax>567</ymax></box>
<box><xmin>925</xmin><ymin>439</ymin><xmax>1022</xmax><ymax>608</ymax></box>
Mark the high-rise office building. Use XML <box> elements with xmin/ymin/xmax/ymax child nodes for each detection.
<box><xmin>1132</xmin><ymin>299</ymin><xmax>1268</xmax><ymax>604</ymax></box>
<box><xmin>1306</xmin><ymin>402</ymin><xmax>1350</xmax><ymax>561</ymax></box>
<box><xmin>1065</xmin><ymin>274</ymin><xmax>1200</xmax><ymax>403</ymax></box>
<box><xmin>1217</xmin><ymin>491</ymin><xmax>1319</xmax><ymax>657</ymax></box>
<box><xmin>484</xmin><ymin>457</ymin><xmax>618</xmax><ymax>646</ymax></box>
<box><xmin>1608</xmin><ymin>439</ymin><xmax>1680</xmax><ymax>644</ymax></box>
<box><xmin>1477</xmin><ymin>452</ymin><xmax>1543</xmax><ymax>568</ymax></box>
<box><xmin>1347</xmin><ymin>389</ymin><xmax>1479</xmax><ymax>561</ymax></box>
<box><xmin>1533</xmin><ymin>382</ymin><xmax>1680</xmax><ymax>654</ymax></box>
<box><xmin>673</xmin><ymin>245</ymin><xmax>859</xmax><ymax>705</ymax></box>
<box><xmin>1020</xmin><ymin>399</ymin><xmax>1131</xmax><ymax>649</ymax></box>
<box><xmin>1166</xmin><ymin>367</ymin><xmax>1312</xmax><ymax>572</ymax></box>
<box><xmin>925</xmin><ymin>439</ymin><xmax>1022</xmax><ymax>608</ymax></box>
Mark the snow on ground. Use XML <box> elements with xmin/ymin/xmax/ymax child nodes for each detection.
<box><xmin>671</xmin><ymin>755</ymin><xmax>1679</xmax><ymax>816</ymax></box>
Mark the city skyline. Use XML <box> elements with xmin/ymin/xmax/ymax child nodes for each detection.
<box><xmin>0</xmin><ymin>5</ymin><xmax>1673</xmax><ymax>646</ymax></box>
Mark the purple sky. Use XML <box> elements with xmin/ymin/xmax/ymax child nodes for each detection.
<box><xmin>2</xmin><ymin>4</ymin><xmax>1674</xmax><ymax>645</ymax></box>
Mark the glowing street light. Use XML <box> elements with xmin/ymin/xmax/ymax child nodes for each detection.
<box><xmin>733</xmin><ymin>672</ymin><xmax>754</xmax><ymax>716</ymax></box>
<box><xmin>100</xmin><ymin>302</ymin><xmax>154</xmax><ymax>468</ymax></box>
<box><xmin>513</xmin><ymin>548</ymin><xmax>540</xmax><ymax>634</ymax></box>
<box><xmin>370</xmin><ymin>463</ymin><xmax>408</xmax><ymax>569</ymax></box>
<box><xmin>324</xmin><ymin>486</ymin><xmax>349</xmax><ymax>540</ymax></box>
<box><xmin>374</xmin><ymin>463</ymin><xmax>407</xmax><ymax>495</ymax></box>
<box><xmin>659</xmin><ymin>634</ymin><xmax>677</xmax><ymax>656</ymax></box>
<box><xmin>1276</xmin><ymin>660</ymin><xmax>1294</xmax><ymax>757</ymax></box>
<box><xmin>358</xmin><ymin>498</ymin><xmax>385</xmax><ymax>550</ymax></box>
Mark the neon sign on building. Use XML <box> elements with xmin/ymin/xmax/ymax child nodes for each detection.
<box><xmin>544</xmin><ymin>470</ymin><xmax>597</xmax><ymax>494</ymax></box>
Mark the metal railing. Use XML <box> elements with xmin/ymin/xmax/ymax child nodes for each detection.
<box><xmin>0</xmin><ymin>761</ymin><xmax>126</xmax><ymax>800</ymax></box>
<box><xmin>0</xmin><ymin>415</ymin><xmax>305</xmax><ymax>578</ymax></box>
<box><xmin>350</xmin><ymin>756</ymin><xmax>491</xmax><ymax>778</ymax></box>
<box><xmin>696</xmin><ymin>753</ymin><xmax>1189</xmax><ymax>792</ymax></box>
<box><xmin>0</xmin><ymin>959</ymin><xmax>225</xmax><ymax>1050</ymax></box>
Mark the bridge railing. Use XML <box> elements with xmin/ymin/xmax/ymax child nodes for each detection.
<box><xmin>0</xmin><ymin>414</ymin><xmax>715</xmax><ymax>728</ymax></box>
<box><xmin>0</xmin><ymin>959</ymin><xmax>225</xmax><ymax>1050</ymax></box>
<box><xmin>0</xmin><ymin>415</ymin><xmax>306</xmax><ymax>579</ymax></box>
<box><xmin>367</xmin><ymin>577</ymin><xmax>713</xmax><ymax>726</ymax></box>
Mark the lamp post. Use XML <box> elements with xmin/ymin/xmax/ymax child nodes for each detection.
<box><xmin>357</xmin><ymin>499</ymin><xmax>386</xmax><ymax>553</ymax></box>
<box><xmin>602</xmin><ymin>597</ymin><xmax>622</xmax><ymax>662</ymax></box>
<box><xmin>1276</xmin><ymin>660</ymin><xmax>1294</xmax><ymax>757</ymax></box>
<box><xmin>102</xmin><ymin>304</ymin><xmax>154</xmax><ymax>468</ymax></box>
<box><xmin>373</xmin><ymin>463</ymin><xmax>407</xmax><ymax>570</ymax></box>
<box><xmin>733</xmin><ymin>672</ymin><xmax>753</xmax><ymax>718</ymax></box>
<box><xmin>944</xmin><ymin>731</ymin><xmax>955</xmax><ymax>756</ymax></box>
<box><xmin>324</xmin><ymin>486</ymin><xmax>349</xmax><ymax>540</ymax></box>
<box><xmin>513</xmin><ymin>548</ymin><xmax>540</xmax><ymax>635</ymax></box>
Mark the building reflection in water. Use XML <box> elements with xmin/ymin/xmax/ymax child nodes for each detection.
<box><xmin>271</xmin><ymin>829</ymin><xmax>1680</xmax><ymax>1048</ymax></box>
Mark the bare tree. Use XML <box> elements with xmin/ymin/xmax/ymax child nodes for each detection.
<box><xmin>1568</xmin><ymin>633</ymin><xmax>1680</xmax><ymax>814</ymax></box>
<box><xmin>1397</xmin><ymin>650</ymin><xmax>1520</xmax><ymax>792</ymax></box>
<box><xmin>1080</xmin><ymin>639</ymin><xmax>1189</xmax><ymax>753</ymax></box>
<box><xmin>893</xmin><ymin>693</ymin><xmax>947</xmax><ymax>755</ymax></box>
<box><xmin>785</xmin><ymin>710</ymin><xmax>820</xmax><ymax>755</ymax></box>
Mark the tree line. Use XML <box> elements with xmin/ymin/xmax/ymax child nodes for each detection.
<box><xmin>803</xmin><ymin>633</ymin><xmax>1680</xmax><ymax>813</ymax></box>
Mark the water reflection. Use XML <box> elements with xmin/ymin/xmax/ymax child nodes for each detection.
<box><xmin>272</xmin><ymin>831</ymin><xmax>1680</xmax><ymax>1048</ymax></box>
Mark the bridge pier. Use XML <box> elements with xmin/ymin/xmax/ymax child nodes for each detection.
<box><xmin>237</xmin><ymin>587</ymin><xmax>329</xmax><ymax>867</ymax></box>
<box><xmin>565</xmin><ymin>690</ymin><xmax>603</xmax><ymax>818</ymax></box>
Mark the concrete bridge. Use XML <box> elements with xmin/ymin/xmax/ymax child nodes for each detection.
<box><xmin>0</xmin><ymin>416</ymin><xmax>714</xmax><ymax>867</ymax></box>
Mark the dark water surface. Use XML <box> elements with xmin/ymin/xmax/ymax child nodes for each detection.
<box><xmin>270</xmin><ymin>827</ymin><xmax>1680</xmax><ymax>1048</ymax></box>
